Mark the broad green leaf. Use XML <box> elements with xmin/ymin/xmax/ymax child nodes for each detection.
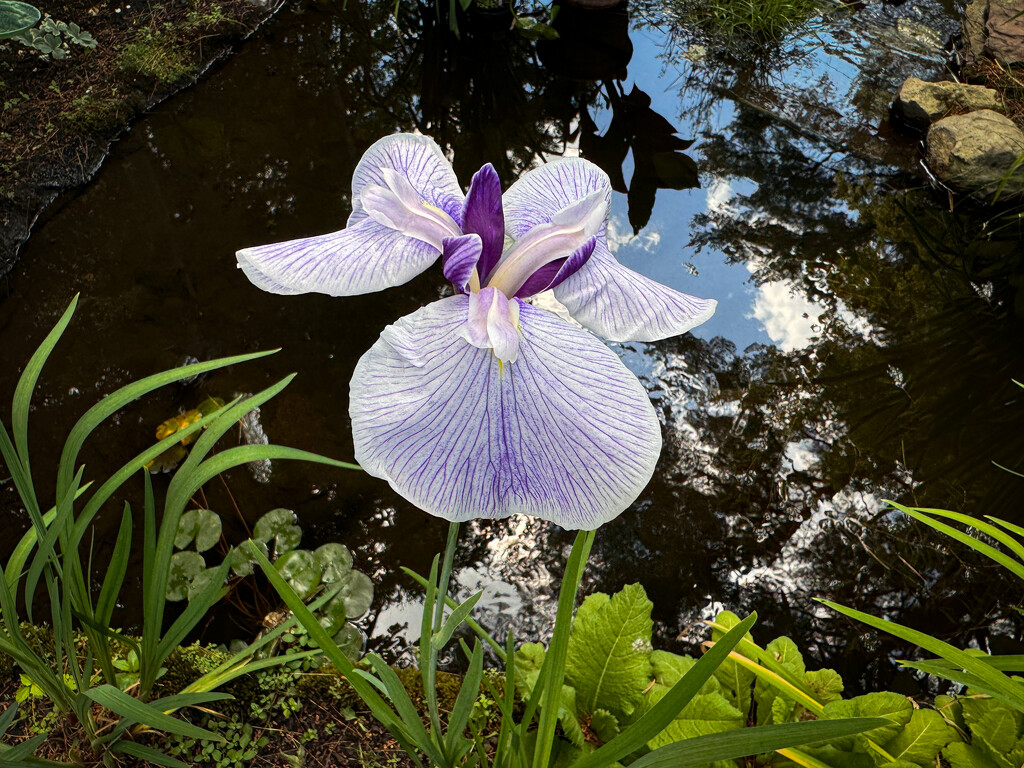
<box><xmin>592</xmin><ymin>709</ymin><xmax>620</xmax><ymax>742</ymax></box>
<box><xmin>710</xmin><ymin>611</ymin><xmax>756</xmax><ymax>714</ymax></box>
<box><xmin>317</xmin><ymin>596</ymin><xmax>347</xmax><ymax>637</ymax></box>
<box><xmin>765</xmin><ymin>636</ymin><xmax>806</xmax><ymax>678</ymax></box>
<box><xmin>628</xmin><ymin>717</ymin><xmax>889</xmax><ymax>768</ymax></box>
<box><xmin>514</xmin><ymin>643</ymin><xmax>584</xmax><ymax>747</ymax></box>
<box><xmin>315</xmin><ymin>543</ymin><xmax>353</xmax><ymax>583</ymax></box>
<box><xmin>331</xmin><ymin>623</ymin><xmax>363</xmax><ymax>663</ymax></box>
<box><xmin>174</xmin><ymin>509</ymin><xmax>221</xmax><ymax>552</ymax></box>
<box><xmin>771</xmin><ymin>695</ymin><xmax>796</xmax><ymax>724</ymax></box>
<box><xmin>253</xmin><ymin>509</ymin><xmax>301</xmax><ymax>554</ymax></box>
<box><xmin>961</xmin><ymin>696</ymin><xmax>1021</xmax><ymax>759</ymax></box>
<box><xmin>336</xmin><ymin>569</ymin><xmax>373</xmax><ymax>618</ymax></box>
<box><xmin>647</xmin><ymin>691</ymin><xmax>744</xmax><ymax>752</ymax></box>
<box><xmin>943</xmin><ymin>743</ymin><xmax>1002</xmax><ymax>768</ymax></box>
<box><xmin>564</xmin><ymin>583</ymin><xmax>654</xmax><ymax>719</ymax></box>
<box><xmin>805</xmin><ymin>668</ymin><xmax>844</xmax><ymax>705</ymax></box>
<box><xmin>275</xmin><ymin>550</ymin><xmax>320</xmax><ymax>598</ymax></box>
<box><xmin>165</xmin><ymin>551</ymin><xmax>205</xmax><ymax>602</ymax></box>
<box><xmin>822</xmin><ymin>692</ymin><xmax>913</xmax><ymax>750</ymax></box>
<box><xmin>885</xmin><ymin>708</ymin><xmax>957</xmax><ymax>765</ymax></box>
<box><xmin>650</xmin><ymin>651</ymin><xmax>720</xmax><ymax>694</ymax></box>
<box><xmin>226</xmin><ymin>543</ymin><xmax>261</xmax><ymax>577</ymax></box>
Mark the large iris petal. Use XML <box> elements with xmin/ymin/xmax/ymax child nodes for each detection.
<box><xmin>238</xmin><ymin>134</ymin><xmax>465</xmax><ymax>297</ymax></box>
<box><xmin>237</xmin><ymin>220</ymin><xmax>444</xmax><ymax>297</ymax></box>
<box><xmin>349</xmin><ymin>296</ymin><xmax>662</xmax><ymax>530</ymax></box>
<box><xmin>503</xmin><ymin>157</ymin><xmax>717</xmax><ymax>341</ymax></box>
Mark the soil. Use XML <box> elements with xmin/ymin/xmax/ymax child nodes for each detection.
<box><xmin>0</xmin><ymin>0</ymin><xmax>281</xmax><ymax>277</ymax></box>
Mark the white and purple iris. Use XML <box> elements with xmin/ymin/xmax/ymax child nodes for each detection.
<box><xmin>237</xmin><ymin>134</ymin><xmax>716</xmax><ymax>530</ymax></box>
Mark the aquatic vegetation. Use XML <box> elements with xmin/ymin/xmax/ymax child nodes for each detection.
<box><xmin>237</xmin><ymin>132</ymin><xmax>716</xmax><ymax>530</ymax></box>
<box><xmin>669</xmin><ymin>0</ymin><xmax>823</xmax><ymax>42</ymax></box>
<box><xmin>0</xmin><ymin>295</ymin><xmax>361</xmax><ymax>764</ymax></box>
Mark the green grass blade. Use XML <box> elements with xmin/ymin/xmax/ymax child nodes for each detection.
<box><xmin>572</xmin><ymin>613</ymin><xmax>758</xmax><ymax>768</ymax></box>
<box><xmin>822</xmin><ymin>600</ymin><xmax>1024</xmax><ymax>711</ymax></box>
<box><xmin>24</xmin><ymin>466</ymin><xmax>84</xmax><ymax>623</ymax></box>
<box><xmin>624</xmin><ymin>718</ymin><xmax>889</xmax><ymax>768</ymax></box>
<box><xmin>0</xmin><ymin>703</ymin><xmax>17</xmax><ymax>737</ymax></box>
<box><xmin>890</xmin><ymin>502</ymin><xmax>1024</xmax><ymax>574</ymax></box>
<box><xmin>365</xmin><ymin>655</ymin><xmax>443</xmax><ymax>765</ymax></box>
<box><xmin>0</xmin><ymin>733</ymin><xmax>47</xmax><ymax>762</ymax></box>
<box><xmin>56</xmin><ymin>350</ymin><xmax>278</xmax><ymax>498</ymax></box>
<box><xmin>94</xmin><ymin>504</ymin><xmax>132</xmax><ymax>627</ymax></box>
<box><xmin>445</xmin><ymin>640</ymin><xmax>484</xmax><ymax>755</ymax></box>
<box><xmin>402</xmin><ymin>567</ymin><xmax>505</xmax><ymax>659</ymax></box>
<box><xmin>81</xmin><ymin>685</ymin><xmax>223</xmax><ymax>741</ymax></box>
<box><xmin>246</xmin><ymin>542</ymin><xmax>424</xmax><ymax>767</ymax></box>
<box><xmin>11</xmin><ymin>295</ymin><xmax>78</xmax><ymax>486</ymax></box>
<box><xmin>151</xmin><ymin>691</ymin><xmax>233</xmax><ymax>714</ymax></box>
<box><xmin>534</xmin><ymin>529</ymin><xmax>594</xmax><ymax>768</ymax></box>
<box><xmin>433</xmin><ymin>591</ymin><xmax>483</xmax><ymax>649</ymax></box>
<box><xmin>913</xmin><ymin>654</ymin><xmax>1024</xmax><ymax>671</ymax></box>
<box><xmin>988</xmin><ymin>516</ymin><xmax>1024</xmax><ymax>539</ymax></box>
<box><xmin>110</xmin><ymin>740</ymin><xmax>189</xmax><ymax>768</ymax></box>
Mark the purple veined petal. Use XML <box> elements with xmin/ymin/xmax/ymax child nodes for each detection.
<box><xmin>361</xmin><ymin>168</ymin><xmax>462</xmax><ymax>250</ymax></box>
<box><xmin>488</xmin><ymin>189</ymin><xmax>607</xmax><ymax>297</ymax></box>
<box><xmin>349</xmin><ymin>296</ymin><xmax>662</xmax><ymax>530</ymax></box>
<box><xmin>461</xmin><ymin>164</ymin><xmax>505</xmax><ymax>283</ymax></box>
<box><xmin>502</xmin><ymin>156</ymin><xmax>612</xmax><ymax>239</ymax></box>
<box><xmin>441</xmin><ymin>234</ymin><xmax>483</xmax><ymax>294</ymax></box>
<box><xmin>553</xmin><ymin>240</ymin><xmax>717</xmax><ymax>341</ymax></box>
<box><xmin>237</xmin><ymin>218</ymin><xmax>443</xmax><ymax>297</ymax></box>
<box><xmin>514</xmin><ymin>236</ymin><xmax>596</xmax><ymax>299</ymax></box>
<box><xmin>349</xmin><ymin>133</ymin><xmax>465</xmax><ymax>227</ymax></box>
<box><xmin>459</xmin><ymin>286</ymin><xmax>521</xmax><ymax>363</ymax></box>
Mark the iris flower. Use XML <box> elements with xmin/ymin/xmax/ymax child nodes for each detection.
<box><xmin>238</xmin><ymin>134</ymin><xmax>715</xmax><ymax>530</ymax></box>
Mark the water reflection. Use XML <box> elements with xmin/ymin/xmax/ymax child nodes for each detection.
<box><xmin>0</xmin><ymin>0</ymin><xmax>1021</xmax><ymax>694</ymax></box>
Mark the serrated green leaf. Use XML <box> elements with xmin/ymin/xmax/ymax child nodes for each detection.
<box><xmin>710</xmin><ymin>611</ymin><xmax>756</xmax><ymax>715</ymax></box>
<box><xmin>647</xmin><ymin>691</ymin><xmax>743</xmax><ymax>761</ymax></box>
<box><xmin>565</xmin><ymin>583</ymin><xmax>654</xmax><ymax>719</ymax></box>
<box><xmin>943</xmin><ymin>742</ymin><xmax>1002</xmax><ymax>768</ymax></box>
<box><xmin>592</xmin><ymin>709</ymin><xmax>620</xmax><ymax>743</ymax></box>
<box><xmin>822</xmin><ymin>692</ymin><xmax>913</xmax><ymax>750</ymax></box>
<box><xmin>650</xmin><ymin>651</ymin><xmax>720</xmax><ymax>695</ymax></box>
<box><xmin>765</xmin><ymin>636</ymin><xmax>805</xmax><ymax>678</ymax></box>
<box><xmin>174</xmin><ymin>509</ymin><xmax>221</xmax><ymax>552</ymax></box>
<box><xmin>885</xmin><ymin>708</ymin><xmax>957</xmax><ymax>765</ymax></box>
<box><xmin>805</xmin><ymin>668</ymin><xmax>844</xmax><ymax>705</ymax></box>
<box><xmin>961</xmin><ymin>696</ymin><xmax>1021</xmax><ymax>761</ymax></box>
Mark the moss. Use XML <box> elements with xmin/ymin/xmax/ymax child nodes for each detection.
<box><xmin>117</xmin><ymin>32</ymin><xmax>194</xmax><ymax>84</ymax></box>
<box><xmin>60</xmin><ymin>93</ymin><xmax>128</xmax><ymax>135</ymax></box>
<box><xmin>158</xmin><ymin>643</ymin><xmax>230</xmax><ymax>695</ymax></box>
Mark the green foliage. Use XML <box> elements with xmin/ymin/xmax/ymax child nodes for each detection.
<box><xmin>60</xmin><ymin>92</ymin><xmax>124</xmax><ymax>136</ymax></box>
<box><xmin>117</xmin><ymin>31</ymin><xmax>193</xmax><ymax>84</ymax></box>
<box><xmin>0</xmin><ymin>0</ymin><xmax>39</xmax><ymax>39</ymax></box>
<box><xmin>668</xmin><ymin>0</ymin><xmax>822</xmax><ymax>42</ymax></box>
<box><xmin>0</xmin><ymin>295</ymin><xmax>359</xmax><ymax>764</ymax></box>
<box><xmin>11</xmin><ymin>14</ymin><xmax>96</xmax><ymax>60</ymax></box>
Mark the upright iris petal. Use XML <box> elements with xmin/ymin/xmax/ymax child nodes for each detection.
<box><xmin>237</xmin><ymin>133</ymin><xmax>717</xmax><ymax>530</ymax></box>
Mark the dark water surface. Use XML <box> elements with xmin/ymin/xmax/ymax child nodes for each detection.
<box><xmin>2</xmin><ymin>0</ymin><xmax>1024</xmax><ymax>692</ymax></box>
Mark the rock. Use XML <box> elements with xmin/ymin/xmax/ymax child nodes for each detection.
<box><xmin>985</xmin><ymin>0</ymin><xmax>1024</xmax><ymax>65</ymax></box>
<box><xmin>963</xmin><ymin>0</ymin><xmax>988</xmax><ymax>64</ymax></box>
<box><xmin>927</xmin><ymin>110</ymin><xmax>1024</xmax><ymax>197</ymax></box>
<box><xmin>894</xmin><ymin>77</ymin><xmax>1003</xmax><ymax>128</ymax></box>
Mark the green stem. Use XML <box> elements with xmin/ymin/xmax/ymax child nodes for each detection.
<box><xmin>425</xmin><ymin>521</ymin><xmax>461</xmax><ymax>762</ymax></box>
<box><xmin>533</xmin><ymin>529</ymin><xmax>594</xmax><ymax>768</ymax></box>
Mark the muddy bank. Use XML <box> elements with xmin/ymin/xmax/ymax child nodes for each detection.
<box><xmin>0</xmin><ymin>0</ymin><xmax>284</xmax><ymax>276</ymax></box>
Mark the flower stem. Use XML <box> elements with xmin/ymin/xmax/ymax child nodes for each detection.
<box><xmin>424</xmin><ymin>521</ymin><xmax>461</xmax><ymax>762</ymax></box>
<box><xmin>533</xmin><ymin>529</ymin><xmax>595</xmax><ymax>768</ymax></box>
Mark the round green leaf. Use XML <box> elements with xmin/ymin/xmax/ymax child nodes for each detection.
<box><xmin>314</xmin><ymin>543</ymin><xmax>353</xmax><ymax>583</ymax></box>
<box><xmin>174</xmin><ymin>509</ymin><xmax>222</xmax><ymax>552</ymax></box>
<box><xmin>275</xmin><ymin>550</ymin><xmax>320</xmax><ymax>598</ymax></box>
<box><xmin>226</xmin><ymin>542</ymin><xmax>263</xmax><ymax>577</ymax></box>
<box><xmin>253</xmin><ymin>509</ymin><xmax>302</xmax><ymax>554</ymax></box>
<box><xmin>166</xmin><ymin>551</ymin><xmax>205</xmax><ymax>601</ymax></box>
<box><xmin>188</xmin><ymin>567</ymin><xmax>222</xmax><ymax>601</ymax></box>
<box><xmin>332</xmin><ymin>623</ymin><xmax>364</xmax><ymax>663</ymax></box>
<box><xmin>317</xmin><ymin>596</ymin><xmax>347</xmax><ymax>637</ymax></box>
<box><xmin>0</xmin><ymin>1</ymin><xmax>40</xmax><ymax>39</ymax></box>
<box><xmin>337</xmin><ymin>570</ymin><xmax>373</xmax><ymax>618</ymax></box>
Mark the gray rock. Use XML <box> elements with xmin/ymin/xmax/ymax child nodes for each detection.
<box><xmin>894</xmin><ymin>77</ymin><xmax>1003</xmax><ymax>128</ymax></box>
<box><xmin>963</xmin><ymin>0</ymin><xmax>988</xmax><ymax>64</ymax></box>
<box><xmin>985</xmin><ymin>0</ymin><xmax>1024</xmax><ymax>65</ymax></box>
<box><xmin>927</xmin><ymin>109</ymin><xmax>1024</xmax><ymax>197</ymax></box>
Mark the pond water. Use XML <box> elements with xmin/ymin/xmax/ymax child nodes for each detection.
<box><xmin>2</xmin><ymin>0</ymin><xmax>1023</xmax><ymax>693</ymax></box>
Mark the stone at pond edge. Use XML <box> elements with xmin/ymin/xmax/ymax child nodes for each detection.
<box><xmin>894</xmin><ymin>77</ymin><xmax>1003</xmax><ymax>129</ymax></box>
<box><xmin>926</xmin><ymin>109</ymin><xmax>1024</xmax><ymax>197</ymax></box>
<box><xmin>985</xmin><ymin>0</ymin><xmax>1024</xmax><ymax>65</ymax></box>
<box><xmin>964</xmin><ymin>0</ymin><xmax>987</xmax><ymax>64</ymax></box>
